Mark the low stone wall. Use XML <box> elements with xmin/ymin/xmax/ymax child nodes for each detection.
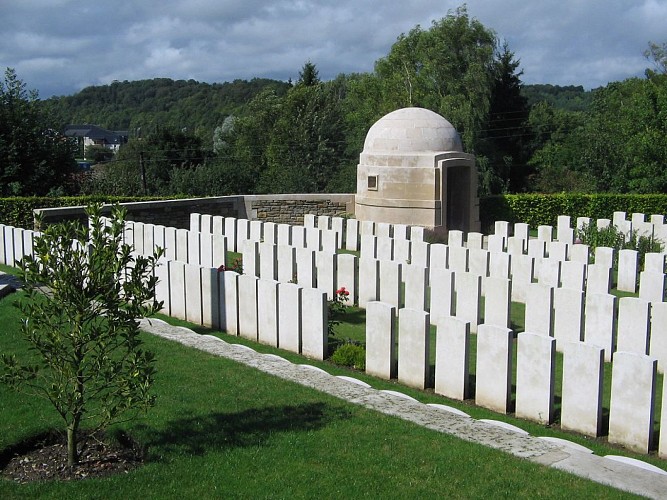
<box><xmin>246</xmin><ymin>194</ymin><xmax>354</xmax><ymax>225</ymax></box>
<box><xmin>33</xmin><ymin>194</ymin><xmax>355</xmax><ymax>230</ymax></box>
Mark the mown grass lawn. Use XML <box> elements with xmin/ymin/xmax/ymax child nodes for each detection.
<box><xmin>0</xmin><ymin>290</ymin><xmax>642</xmax><ymax>499</ymax></box>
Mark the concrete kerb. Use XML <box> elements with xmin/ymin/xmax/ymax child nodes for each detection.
<box><xmin>140</xmin><ymin>317</ymin><xmax>667</xmax><ymax>499</ymax></box>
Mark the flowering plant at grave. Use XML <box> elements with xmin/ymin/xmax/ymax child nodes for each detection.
<box><xmin>327</xmin><ymin>287</ymin><xmax>350</xmax><ymax>337</ymax></box>
<box><xmin>217</xmin><ymin>257</ymin><xmax>243</xmax><ymax>274</ymax></box>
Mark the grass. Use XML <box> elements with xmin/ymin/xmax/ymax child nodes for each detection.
<box><xmin>0</xmin><ymin>291</ymin><xmax>643</xmax><ymax>498</ymax></box>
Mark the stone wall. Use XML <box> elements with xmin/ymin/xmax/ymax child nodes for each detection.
<box><xmin>250</xmin><ymin>196</ymin><xmax>352</xmax><ymax>225</ymax></box>
<box><xmin>34</xmin><ymin>194</ymin><xmax>355</xmax><ymax>230</ymax></box>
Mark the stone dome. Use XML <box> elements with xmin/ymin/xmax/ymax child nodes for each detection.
<box><xmin>362</xmin><ymin>107</ymin><xmax>462</xmax><ymax>154</ymax></box>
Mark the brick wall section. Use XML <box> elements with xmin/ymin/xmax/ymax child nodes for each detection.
<box><xmin>252</xmin><ymin>199</ymin><xmax>349</xmax><ymax>225</ymax></box>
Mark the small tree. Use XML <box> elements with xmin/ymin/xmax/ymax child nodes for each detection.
<box><xmin>1</xmin><ymin>204</ymin><xmax>163</xmax><ymax>467</ymax></box>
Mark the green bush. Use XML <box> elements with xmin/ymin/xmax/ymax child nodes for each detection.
<box><xmin>0</xmin><ymin>196</ymin><xmax>168</xmax><ymax>229</ymax></box>
<box><xmin>330</xmin><ymin>343</ymin><xmax>366</xmax><ymax>370</ymax></box>
<box><xmin>480</xmin><ymin>193</ymin><xmax>667</xmax><ymax>232</ymax></box>
<box><xmin>576</xmin><ymin>222</ymin><xmax>664</xmax><ymax>268</ymax></box>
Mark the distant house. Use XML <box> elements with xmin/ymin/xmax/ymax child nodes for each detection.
<box><xmin>64</xmin><ymin>125</ymin><xmax>129</xmax><ymax>158</ymax></box>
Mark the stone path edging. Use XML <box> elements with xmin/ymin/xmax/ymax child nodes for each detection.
<box><xmin>141</xmin><ymin>317</ymin><xmax>667</xmax><ymax>499</ymax></box>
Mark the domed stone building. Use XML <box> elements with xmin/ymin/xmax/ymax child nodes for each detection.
<box><xmin>355</xmin><ymin>107</ymin><xmax>480</xmax><ymax>233</ymax></box>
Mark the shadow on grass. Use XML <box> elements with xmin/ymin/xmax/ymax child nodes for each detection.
<box><xmin>141</xmin><ymin>403</ymin><xmax>350</xmax><ymax>457</ymax></box>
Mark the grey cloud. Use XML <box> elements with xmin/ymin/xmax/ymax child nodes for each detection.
<box><xmin>0</xmin><ymin>0</ymin><xmax>662</xmax><ymax>98</ymax></box>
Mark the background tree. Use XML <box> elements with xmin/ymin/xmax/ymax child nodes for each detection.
<box><xmin>0</xmin><ymin>68</ymin><xmax>78</xmax><ymax>196</ymax></box>
<box><xmin>1</xmin><ymin>204</ymin><xmax>162</xmax><ymax>467</ymax></box>
<box><xmin>297</xmin><ymin>61</ymin><xmax>320</xmax><ymax>87</ymax></box>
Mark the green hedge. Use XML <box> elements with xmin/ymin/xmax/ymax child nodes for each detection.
<box><xmin>0</xmin><ymin>196</ymin><xmax>165</xmax><ymax>229</ymax></box>
<box><xmin>480</xmin><ymin>194</ymin><xmax>667</xmax><ymax>231</ymax></box>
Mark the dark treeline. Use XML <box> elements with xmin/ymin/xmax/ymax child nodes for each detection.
<box><xmin>3</xmin><ymin>6</ymin><xmax>667</xmax><ymax>198</ymax></box>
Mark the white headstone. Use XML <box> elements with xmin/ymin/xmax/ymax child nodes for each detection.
<box><xmin>475</xmin><ymin>324</ymin><xmax>513</xmax><ymax>413</ymax></box>
<box><xmin>454</xmin><ymin>272</ymin><xmax>481</xmax><ymax>333</ymax></box>
<box><xmin>514</xmin><ymin>223</ymin><xmax>529</xmax><ymax>241</ymax></box>
<box><xmin>428</xmin><ymin>268</ymin><xmax>455</xmax><ymax>324</ymax></box>
<box><xmin>617</xmin><ymin>297</ymin><xmax>651</xmax><ymax>355</ymax></box>
<box><xmin>306</xmin><ymin>226</ymin><xmax>322</xmax><ymax>251</ymax></box>
<box><xmin>259</xmin><ymin>242</ymin><xmax>277</xmax><ymax>281</ymax></box>
<box><xmin>316</xmin><ymin>251</ymin><xmax>337</xmax><ymax>300</ymax></box>
<box><xmin>176</xmin><ymin>228</ymin><xmax>189</xmax><ymax>263</ymax></box>
<box><xmin>358</xmin><ymin>258</ymin><xmax>380</xmax><ymax>308</ymax></box>
<box><xmin>336</xmin><ymin>253</ymin><xmax>358</xmax><ymax>306</ymax></box>
<box><xmin>263</xmin><ymin>222</ymin><xmax>277</xmax><ymax>246</ymax></box>
<box><xmin>201</xmin><ymin>267</ymin><xmax>220</xmax><ymax>329</ymax></box>
<box><xmin>434</xmin><ymin>316</ymin><xmax>470</xmax><ymax>400</ymax></box>
<box><xmin>200</xmin><ymin>214</ymin><xmax>213</xmax><ymax>233</ymax></box>
<box><xmin>257</xmin><ymin>279</ymin><xmax>279</xmax><ymax>347</ymax></box>
<box><xmin>168</xmin><ymin>260</ymin><xmax>186</xmax><ymax>320</ymax></box>
<box><xmin>220</xmin><ymin>270</ymin><xmax>239</xmax><ymax>335</ymax></box>
<box><xmin>277</xmin><ymin>245</ymin><xmax>297</xmax><ymax>284</ymax></box>
<box><xmin>345</xmin><ymin>218</ymin><xmax>359</xmax><ymax>251</ymax></box>
<box><xmin>403</xmin><ymin>265</ymin><xmax>428</xmax><ymax>311</ymax></box>
<box><xmin>494</xmin><ymin>220</ymin><xmax>509</xmax><ymax>239</ymax></box>
<box><xmin>483</xmin><ymin>276</ymin><xmax>511</xmax><ymax>328</ymax></box>
<box><xmin>583</xmin><ymin>293</ymin><xmax>617</xmax><ymax>362</ymax></box>
<box><xmin>303</xmin><ymin>214</ymin><xmax>316</xmax><ymax>228</ymax></box>
<box><xmin>409</xmin><ymin>226</ymin><xmax>424</xmax><ymax>241</ymax></box>
<box><xmin>379</xmin><ymin>259</ymin><xmax>402</xmax><ymax>308</ymax></box>
<box><xmin>301</xmin><ymin>288</ymin><xmax>327</xmax><ymax>360</ymax></box>
<box><xmin>638</xmin><ymin>271</ymin><xmax>665</xmax><ymax>303</ymax></box>
<box><xmin>430</xmin><ymin>244</ymin><xmax>448</xmax><ymax>269</ymax></box>
<box><xmin>649</xmin><ymin>302</ymin><xmax>667</xmax><ymax>374</ymax></box>
<box><xmin>278</xmin><ymin>282</ymin><xmax>302</xmax><ymax>353</ymax></box>
<box><xmin>515</xmin><ymin>332</ymin><xmax>555</xmax><ymax>424</ymax></box>
<box><xmin>241</xmin><ymin>239</ymin><xmax>260</xmax><ymax>277</ymax></box>
<box><xmin>570</xmin><ymin>243</ymin><xmax>590</xmax><ymax>264</ymax></box>
<box><xmin>487</xmin><ymin>234</ymin><xmax>505</xmax><ymax>254</ymax></box>
<box><xmin>561</xmin><ymin>341</ymin><xmax>604</xmax><ymax>437</ymax></box>
<box><xmin>448</xmin><ymin>230</ymin><xmax>464</xmax><ymax>247</ymax></box>
<box><xmin>360</xmin><ymin>234</ymin><xmax>377</xmax><ymax>260</ymax></box>
<box><xmin>317</xmin><ymin>215</ymin><xmax>330</xmax><ymax>231</ymax></box>
<box><xmin>644</xmin><ymin>252</ymin><xmax>666</xmax><ymax>273</ymax></box>
<box><xmin>277</xmin><ymin>223</ymin><xmax>291</xmax><ymax>247</ymax></box>
<box><xmin>527</xmin><ymin>239</ymin><xmax>546</xmax><ymax>259</ymax></box>
<box><xmin>617</xmin><ymin>249</ymin><xmax>638</xmax><ymax>293</ymax></box>
<box><xmin>376</xmin><ymin>236</ymin><xmax>394</xmax><ymax>261</ymax></box>
<box><xmin>410</xmin><ymin>240</ymin><xmax>430</xmax><ymax>269</ymax></box>
<box><xmin>328</xmin><ymin>217</ymin><xmax>343</xmax><ymax>248</ymax></box>
<box><xmin>594</xmin><ymin>246</ymin><xmax>614</xmax><ymax>268</ymax></box>
<box><xmin>553</xmin><ymin>287</ymin><xmax>584</xmax><ymax>349</ymax></box>
<box><xmin>585</xmin><ymin>263</ymin><xmax>611</xmax><ymax>295</ymax></box>
<box><xmin>560</xmin><ymin>260</ymin><xmax>585</xmax><ymax>291</ymax></box>
<box><xmin>238</xmin><ymin>274</ymin><xmax>259</xmax><ymax>341</ymax></box>
<box><xmin>448</xmin><ymin>246</ymin><xmax>468</xmax><ymax>273</ymax></box>
<box><xmin>608</xmin><ymin>351</ymin><xmax>657</xmax><ymax>454</ymax></box>
<box><xmin>291</xmin><ymin>225</ymin><xmax>306</xmax><ymax>248</ymax></box>
<box><xmin>185</xmin><ymin>263</ymin><xmax>203</xmax><ymax>324</ymax></box>
<box><xmin>466</xmin><ymin>232</ymin><xmax>483</xmax><ymax>250</ymax></box>
<box><xmin>468</xmin><ymin>248</ymin><xmax>489</xmax><ymax>278</ymax></box>
<box><xmin>225</xmin><ymin>217</ymin><xmax>237</xmax><ymax>251</ymax></box>
<box><xmin>398</xmin><ymin>308</ymin><xmax>430</xmax><ymax>390</ymax></box>
<box><xmin>212</xmin><ymin>215</ymin><xmax>224</xmax><ymax>235</ymax></box>
<box><xmin>295</xmin><ymin>247</ymin><xmax>316</xmax><ymax>288</ymax></box>
<box><xmin>510</xmin><ymin>254</ymin><xmax>534</xmax><ymax>304</ymax></box>
<box><xmin>537</xmin><ymin>225</ymin><xmax>553</xmax><ymax>242</ymax></box>
<box><xmin>249</xmin><ymin>220</ymin><xmax>263</xmax><ymax>242</ymax></box>
<box><xmin>524</xmin><ymin>283</ymin><xmax>554</xmax><ymax>337</ymax></box>
<box><xmin>365</xmin><ymin>301</ymin><xmax>397</xmax><ymax>379</ymax></box>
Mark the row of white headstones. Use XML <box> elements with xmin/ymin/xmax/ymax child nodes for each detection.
<box><xmin>1</xmin><ymin>210</ymin><xmax>665</xmax><ymax>456</ymax></box>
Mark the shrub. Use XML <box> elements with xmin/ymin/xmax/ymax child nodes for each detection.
<box><xmin>576</xmin><ymin>222</ymin><xmax>663</xmax><ymax>268</ymax></box>
<box><xmin>331</xmin><ymin>342</ymin><xmax>366</xmax><ymax>370</ymax></box>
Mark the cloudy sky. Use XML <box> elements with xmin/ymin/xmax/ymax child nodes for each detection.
<box><xmin>1</xmin><ymin>0</ymin><xmax>665</xmax><ymax>99</ymax></box>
